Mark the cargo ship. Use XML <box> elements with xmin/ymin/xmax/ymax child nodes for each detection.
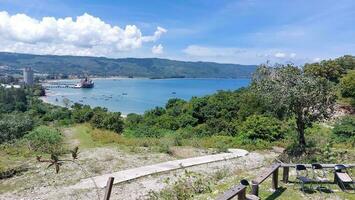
<box><xmin>74</xmin><ymin>77</ymin><xmax>94</xmax><ymax>88</ymax></box>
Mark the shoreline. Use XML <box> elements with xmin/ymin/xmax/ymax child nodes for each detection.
<box><xmin>39</xmin><ymin>96</ymin><xmax>128</xmax><ymax>117</ymax></box>
<box><xmin>42</xmin><ymin>77</ymin><xmax>251</xmax><ymax>83</ymax></box>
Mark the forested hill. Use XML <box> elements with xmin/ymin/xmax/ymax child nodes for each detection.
<box><xmin>0</xmin><ymin>52</ymin><xmax>257</xmax><ymax>78</ymax></box>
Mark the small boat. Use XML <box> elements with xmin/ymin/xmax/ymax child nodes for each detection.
<box><xmin>122</xmin><ymin>93</ymin><xmax>128</xmax><ymax>95</ymax></box>
<box><xmin>172</xmin><ymin>92</ymin><xmax>176</xmax><ymax>94</ymax></box>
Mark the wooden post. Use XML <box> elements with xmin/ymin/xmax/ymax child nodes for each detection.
<box><xmin>251</xmin><ymin>182</ymin><xmax>259</xmax><ymax>196</ymax></box>
<box><xmin>272</xmin><ymin>167</ymin><xmax>279</xmax><ymax>190</ymax></box>
<box><xmin>282</xmin><ymin>167</ymin><xmax>289</xmax><ymax>183</ymax></box>
<box><xmin>237</xmin><ymin>187</ymin><xmax>246</xmax><ymax>200</ymax></box>
<box><xmin>104</xmin><ymin>177</ymin><xmax>114</xmax><ymax>200</ymax></box>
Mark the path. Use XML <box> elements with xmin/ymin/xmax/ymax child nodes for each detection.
<box><xmin>71</xmin><ymin>148</ymin><xmax>248</xmax><ymax>189</ymax></box>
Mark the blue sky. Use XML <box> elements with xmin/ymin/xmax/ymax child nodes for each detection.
<box><xmin>0</xmin><ymin>0</ymin><xmax>354</xmax><ymax>65</ymax></box>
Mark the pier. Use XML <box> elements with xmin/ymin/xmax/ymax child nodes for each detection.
<box><xmin>42</xmin><ymin>82</ymin><xmax>76</xmax><ymax>89</ymax></box>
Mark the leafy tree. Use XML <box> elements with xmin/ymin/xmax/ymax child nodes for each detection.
<box><xmin>0</xmin><ymin>113</ymin><xmax>34</xmax><ymax>143</ymax></box>
<box><xmin>71</xmin><ymin>103</ymin><xmax>94</xmax><ymax>123</ymax></box>
<box><xmin>253</xmin><ymin>65</ymin><xmax>336</xmax><ymax>146</ymax></box>
<box><xmin>304</xmin><ymin>60</ymin><xmax>344</xmax><ymax>82</ymax></box>
<box><xmin>339</xmin><ymin>70</ymin><xmax>355</xmax><ymax>100</ymax></box>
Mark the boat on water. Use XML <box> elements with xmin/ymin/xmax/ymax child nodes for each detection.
<box><xmin>74</xmin><ymin>77</ymin><xmax>94</xmax><ymax>88</ymax></box>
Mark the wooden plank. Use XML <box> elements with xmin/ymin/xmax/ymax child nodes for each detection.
<box><xmin>216</xmin><ymin>184</ymin><xmax>246</xmax><ymax>200</ymax></box>
<box><xmin>103</xmin><ymin>177</ymin><xmax>114</xmax><ymax>200</ymax></box>
<box><xmin>253</xmin><ymin>163</ymin><xmax>281</xmax><ymax>184</ymax></box>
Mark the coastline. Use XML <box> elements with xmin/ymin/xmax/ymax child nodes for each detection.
<box><xmin>39</xmin><ymin>96</ymin><xmax>128</xmax><ymax>118</ymax></box>
<box><xmin>42</xmin><ymin>76</ymin><xmax>250</xmax><ymax>83</ymax></box>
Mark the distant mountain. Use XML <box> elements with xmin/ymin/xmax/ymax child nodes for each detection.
<box><xmin>0</xmin><ymin>52</ymin><xmax>257</xmax><ymax>78</ymax></box>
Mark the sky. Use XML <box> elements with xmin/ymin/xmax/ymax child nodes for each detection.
<box><xmin>0</xmin><ymin>0</ymin><xmax>354</xmax><ymax>65</ymax></box>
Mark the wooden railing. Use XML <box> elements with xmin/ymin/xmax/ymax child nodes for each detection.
<box><xmin>251</xmin><ymin>163</ymin><xmax>281</xmax><ymax>196</ymax></box>
<box><xmin>216</xmin><ymin>163</ymin><xmax>355</xmax><ymax>200</ymax></box>
<box><xmin>216</xmin><ymin>184</ymin><xmax>247</xmax><ymax>200</ymax></box>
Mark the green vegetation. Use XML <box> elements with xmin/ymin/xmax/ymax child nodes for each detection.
<box><xmin>24</xmin><ymin>126</ymin><xmax>63</xmax><ymax>154</ymax></box>
<box><xmin>0</xmin><ymin>113</ymin><xmax>34</xmax><ymax>143</ymax></box>
<box><xmin>0</xmin><ymin>55</ymin><xmax>354</xmax><ymax>200</ymax></box>
<box><xmin>332</xmin><ymin>116</ymin><xmax>355</xmax><ymax>144</ymax></box>
<box><xmin>253</xmin><ymin>65</ymin><xmax>336</xmax><ymax>146</ymax></box>
<box><xmin>0</xmin><ymin>52</ymin><xmax>256</xmax><ymax>78</ymax></box>
<box><xmin>72</xmin><ymin>104</ymin><xmax>124</xmax><ymax>133</ymax></box>
<box><xmin>339</xmin><ymin>70</ymin><xmax>355</xmax><ymax>105</ymax></box>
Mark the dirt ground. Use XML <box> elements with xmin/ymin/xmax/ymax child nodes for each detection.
<box><xmin>0</xmin><ymin>147</ymin><xmax>277</xmax><ymax>200</ymax></box>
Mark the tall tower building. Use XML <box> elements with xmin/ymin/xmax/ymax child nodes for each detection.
<box><xmin>23</xmin><ymin>67</ymin><xmax>34</xmax><ymax>86</ymax></box>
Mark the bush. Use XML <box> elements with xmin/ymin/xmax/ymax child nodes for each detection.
<box><xmin>340</xmin><ymin>70</ymin><xmax>355</xmax><ymax>98</ymax></box>
<box><xmin>333</xmin><ymin>116</ymin><xmax>355</xmax><ymax>143</ymax></box>
<box><xmin>91</xmin><ymin>111</ymin><xmax>124</xmax><ymax>133</ymax></box>
<box><xmin>0</xmin><ymin>113</ymin><xmax>34</xmax><ymax>143</ymax></box>
<box><xmin>148</xmin><ymin>170</ymin><xmax>211</xmax><ymax>200</ymax></box>
<box><xmin>24</xmin><ymin>126</ymin><xmax>63</xmax><ymax>153</ymax></box>
<box><xmin>71</xmin><ymin>104</ymin><xmax>94</xmax><ymax>123</ymax></box>
<box><xmin>239</xmin><ymin>115</ymin><xmax>285</xmax><ymax>142</ymax></box>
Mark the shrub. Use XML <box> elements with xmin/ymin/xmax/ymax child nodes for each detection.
<box><xmin>239</xmin><ymin>115</ymin><xmax>285</xmax><ymax>142</ymax></box>
<box><xmin>0</xmin><ymin>113</ymin><xmax>34</xmax><ymax>143</ymax></box>
<box><xmin>340</xmin><ymin>70</ymin><xmax>355</xmax><ymax>98</ymax></box>
<box><xmin>333</xmin><ymin>116</ymin><xmax>355</xmax><ymax>143</ymax></box>
<box><xmin>24</xmin><ymin>126</ymin><xmax>63</xmax><ymax>153</ymax></box>
<box><xmin>71</xmin><ymin>104</ymin><xmax>94</xmax><ymax>123</ymax></box>
<box><xmin>147</xmin><ymin>170</ymin><xmax>211</xmax><ymax>200</ymax></box>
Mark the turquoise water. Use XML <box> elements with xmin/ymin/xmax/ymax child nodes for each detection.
<box><xmin>43</xmin><ymin>78</ymin><xmax>250</xmax><ymax>114</ymax></box>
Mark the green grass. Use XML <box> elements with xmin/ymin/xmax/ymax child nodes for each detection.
<box><xmin>69</xmin><ymin>124</ymin><xmax>102</xmax><ymax>148</ymax></box>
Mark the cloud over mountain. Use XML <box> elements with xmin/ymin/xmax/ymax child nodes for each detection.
<box><xmin>0</xmin><ymin>11</ymin><xmax>167</xmax><ymax>56</ymax></box>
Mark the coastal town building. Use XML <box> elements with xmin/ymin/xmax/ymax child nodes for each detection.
<box><xmin>23</xmin><ymin>67</ymin><xmax>34</xmax><ymax>85</ymax></box>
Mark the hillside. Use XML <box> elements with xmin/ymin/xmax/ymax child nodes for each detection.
<box><xmin>0</xmin><ymin>52</ymin><xmax>257</xmax><ymax>78</ymax></box>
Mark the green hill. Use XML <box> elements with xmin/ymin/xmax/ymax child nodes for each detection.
<box><xmin>0</xmin><ymin>52</ymin><xmax>257</xmax><ymax>78</ymax></box>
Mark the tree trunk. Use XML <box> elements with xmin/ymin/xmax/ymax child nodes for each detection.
<box><xmin>296</xmin><ymin>116</ymin><xmax>306</xmax><ymax>146</ymax></box>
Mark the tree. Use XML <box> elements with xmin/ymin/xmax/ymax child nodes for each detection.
<box><xmin>252</xmin><ymin>64</ymin><xmax>336</xmax><ymax>147</ymax></box>
<box><xmin>339</xmin><ymin>70</ymin><xmax>355</xmax><ymax>100</ymax></box>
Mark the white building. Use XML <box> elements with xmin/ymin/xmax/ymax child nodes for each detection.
<box><xmin>23</xmin><ymin>67</ymin><xmax>34</xmax><ymax>85</ymax></box>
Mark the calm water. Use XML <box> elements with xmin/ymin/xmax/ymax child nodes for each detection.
<box><xmin>43</xmin><ymin>78</ymin><xmax>250</xmax><ymax>115</ymax></box>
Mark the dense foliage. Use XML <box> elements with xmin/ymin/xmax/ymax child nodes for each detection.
<box><xmin>332</xmin><ymin>116</ymin><xmax>355</xmax><ymax>143</ymax></box>
<box><xmin>0</xmin><ymin>113</ymin><xmax>34</xmax><ymax>143</ymax></box>
<box><xmin>124</xmin><ymin>88</ymin><xmax>284</xmax><ymax>145</ymax></box>
<box><xmin>339</xmin><ymin>70</ymin><xmax>355</xmax><ymax>105</ymax></box>
<box><xmin>0</xmin><ymin>52</ymin><xmax>256</xmax><ymax>78</ymax></box>
<box><xmin>24</xmin><ymin>126</ymin><xmax>63</xmax><ymax>153</ymax></box>
<box><xmin>304</xmin><ymin>55</ymin><xmax>354</xmax><ymax>82</ymax></box>
<box><xmin>72</xmin><ymin>103</ymin><xmax>124</xmax><ymax>133</ymax></box>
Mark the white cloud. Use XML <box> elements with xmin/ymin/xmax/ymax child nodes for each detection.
<box><xmin>152</xmin><ymin>44</ymin><xmax>164</xmax><ymax>54</ymax></box>
<box><xmin>0</xmin><ymin>11</ymin><xmax>167</xmax><ymax>56</ymax></box>
<box><xmin>274</xmin><ymin>52</ymin><xmax>286</xmax><ymax>58</ymax></box>
<box><xmin>181</xmin><ymin>45</ymin><xmax>302</xmax><ymax>64</ymax></box>
<box><xmin>313</xmin><ymin>57</ymin><xmax>321</xmax><ymax>62</ymax></box>
<box><xmin>183</xmin><ymin>45</ymin><xmax>245</xmax><ymax>57</ymax></box>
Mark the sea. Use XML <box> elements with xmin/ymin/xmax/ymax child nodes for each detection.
<box><xmin>42</xmin><ymin>78</ymin><xmax>250</xmax><ymax>115</ymax></box>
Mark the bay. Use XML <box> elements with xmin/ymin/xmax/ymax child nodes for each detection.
<box><xmin>43</xmin><ymin>78</ymin><xmax>250</xmax><ymax>115</ymax></box>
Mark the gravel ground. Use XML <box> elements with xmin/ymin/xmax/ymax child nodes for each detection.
<box><xmin>0</xmin><ymin>149</ymin><xmax>277</xmax><ymax>200</ymax></box>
